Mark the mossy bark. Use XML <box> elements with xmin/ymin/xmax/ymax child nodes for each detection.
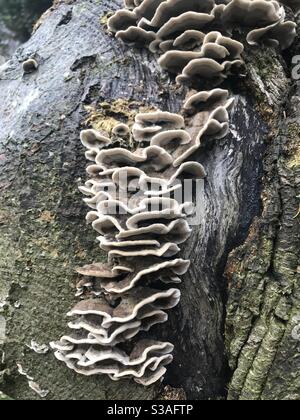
<box><xmin>0</xmin><ymin>0</ymin><xmax>298</xmax><ymax>400</ymax></box>
<box><xmin>226</xmin><ymin>25</ymin><xmax>300</xmax><ymax>401</ymax></box>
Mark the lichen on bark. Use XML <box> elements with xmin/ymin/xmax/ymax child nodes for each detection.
<box><xmin>225</xmin><ymin>32</ymin><xmax>300</xmax><ymax>400</ymax></box>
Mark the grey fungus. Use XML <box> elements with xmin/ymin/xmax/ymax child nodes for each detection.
<box><xmin>112</xmin><ymin>123</ymin><xmax>131</xmax><ymax>138</ymax></box>
<box><xmin>51</xmin><ymin>95</ymin><xmax>220</xmax><ymax>383</ymax></box>
<box><xmin>22</xmin><ymin>58</ymin><xmax>39</xmax><ymax>74</ymax></box>
<box><xmin>108</xmin><ymin>9</ymin><xmax>138</xmax><ymax>33</ymax></box>
<box><xmin>52</xmin><ymin>0</ymin><xmax>298</xmax><ymax>386</ymax></box>
<box><xmin>183</xmin><ymin>88</ymin><xmax>234</xmax><ymax>115</ymax></box>
<box><xmin>221</xmin><ymin>0</ymin><xmax>284</xmax><ymax>26</ymax></box>
<box><xmin>146</xmin><ymin>0</ymin><xmax>215</xmax><ymax>28</ymax></box>
<box><xmin>133</xmin><ymin>111</ymin><xmax>185</xmax><ymax>142</ymax></box>
<box><xmin>80</xmin><ymin>129</ymin><xmax>111</xmax><ymax>161</ymax></box>
<box><xmin>173</xmin><ymin>30</ymin><xmax>205</xmax><ymax>50</ymax></box>
<box><xmin>116</xmin><ymin>27</ymin><xmax>156</xmax><ymax>46</ymax></box>
<box><xmin>247</xmin><ymin>19</ymin><xmax>297</xmax><ymax>50</ymax></box>
<box><xmin>95</xmin><ymin>146</ymin><xmax>174</xmax><ymax>171</ymax></box>
<box><xmin>158</xmin><ymin>31</ymin><xmax>244</xmax><ymax>77</ymax></box>
<box><xmin>51</xmin><ymin>339</ymin><xmax>175</xmax><ymax>385</ymax></box>
<box><xmin>108</xmin><ymin>0</ymin><xmax>296</xmax><ymax>88</ymax></box>
<box><xmin>80</xmin><ymin>129</ymin><xmax>111</xmax><ymax>149</ymax></box>
<box><xmin>152</xmin><ymin>12</ymin><xmax>215</xmax><ymax>48</ymax></box>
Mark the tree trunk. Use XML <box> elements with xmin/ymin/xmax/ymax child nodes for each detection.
<box><xmin>0</xmin><ymin>0</ymin><xmax>298</xmax><ymax>400</ymax></box>
<box><xmin>225</xmin><ymin>22</ymin><xmax>300</xmax><ymax>401</ymax></box>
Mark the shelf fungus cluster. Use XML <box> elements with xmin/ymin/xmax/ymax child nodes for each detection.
<box><xmin>108</xmin><ymin>0</ymin><xmax>297</xmax><ymax>87</ymax></box>
<box><xmin>51</xmin><ymin>0</ymin><xmax>298</xmax><ymax>385</ymax></box>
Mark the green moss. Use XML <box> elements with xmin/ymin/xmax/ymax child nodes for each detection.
<box><xmin>84</xmin><ymin>99</ymin><xmax>156</xmax><ymax>137</ymax></box>
<box><xmin>99</xmin><ymin>11</ymin><xmax>113</xmax><ymax>27</ymax></box>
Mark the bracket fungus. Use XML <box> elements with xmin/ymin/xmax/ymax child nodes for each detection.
<box><xmin>22</xmin><ymin>58</ymin><xmax>39</xmax><ymax>74</ymax></box>
<box><xmin>108</xmin><ymin>0</ymin><xmax>297</xmax><ymax>88</ymax></box>
<box><xmin>51</xmin><ymin>0</ymin><xmax>298</xmax><ymax>386</ymax></box>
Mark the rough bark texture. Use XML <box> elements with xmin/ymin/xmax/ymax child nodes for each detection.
<box><xmin>0</xmin><ymin>0</ymin><xmax>298</xmax><ymax>400</ymax></box>
<box><xmin>225</xmin><ymin>24</ymin><xmax>300</xmax><ymax>401</ymax></box>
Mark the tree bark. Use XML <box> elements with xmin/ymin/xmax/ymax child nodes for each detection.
<box><xmin>225</xmin><ymin>22</ymin><xmax>300</xmax><ymax>401</ymax></box>
<box><xmin>0</xmin><ymin>0</ymin><xmax>298</xmax><ymax>400</ymax></box>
